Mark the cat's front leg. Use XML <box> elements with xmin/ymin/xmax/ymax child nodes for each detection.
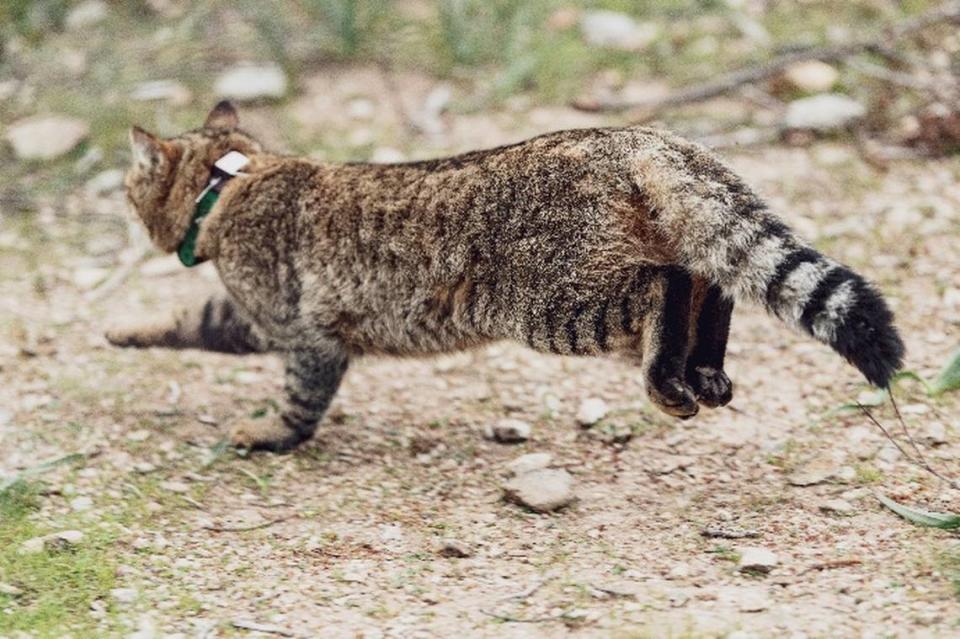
<box><xmin>106</xmin><ymin>293</ymin><xmax>266</xmax><ymax>354</ymax></box>
<box><xmin>229</xmin><ymin>347</ymin><xmax>349</xmax><ymax>452</ymax></box>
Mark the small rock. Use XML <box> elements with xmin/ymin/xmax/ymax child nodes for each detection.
<box><xmin>484</xmin><ymin>418</ymin><xmax>531</xmax><ymax>443</ymax></box>
<box><xmin>820</xmin><ymin>498</ymin><xmax>855</xmax><ymax>515</ymax></box>
<box><xmin>65</xmin><ymin>0</ymin><xmax>108</xmax><ymax>30</ymax></box>
<box><xmin>70</xmin><ymin>496</ymin><xmax>93</xmax><ymax>512</ymax></box>
<box><xmin>370</xmin><ymin>147</ymin><xmax>406</xmax><ymax>163</ymax></box>
<box><xmin>159</xmin><ymin>481</ymin><xmax>189</xmax><ymax>493</ymax></box>
<box><xmin>923</xmin><ymin>422</ymin><xmax>948</xmax><ymax>446</ymax></box>
<box><xmin>19</xmin><ymin>537</ymin><xmax>45</xmax><ymax>555</ymax></box>
<box><xmin>0</xmin><ymin>582</ymin><xmax>23</xmax><ymax>596</ymax></box>
<box><xmin>503</xmin><ymin>468</ymin><xmax>576</xmax><ymax>513</ymax></box>
<box><xmin>110</xmin><ymin>587</ymin><xmax>137</xmax><ymax>604</ymax></box>
<box><xmin>784</xmin><ymin>93</ymin><xmax>866</xmax><ymax>131</ymax></box>
<box><xmin>53</xmin><ymin>530</ymin><xmax>84</xmax><ymax>545</ymax></box>
<box><xmin>667</xmin><ymin>563</ymin><xmax>691</xmax><ymax>579</ymax></box>
<box><xmin>576</xmin><ymin>397</ymin><xmax>608</xmax><ymax>426</ymax></box>
<box><xmin>214</xmin><ymin>64</ymin><xmax>288</xmax><ymax>102</ymax></box>
<box><xmin>738</xmin><ymin>546</ymin><xmax>778</xmax><ymax>574</ymax></box>
<box><xmin>85</xmin><ymin>169</ymin><xmax>124</xmax><ymax>196</ymax></box>
<box><xmin>134</xmin><ymin>462</ymin><xmax>157</xmax><ymax>474</ymax></box>
<box><xmin>129</xmin><ymin>79</ymin><xmax>192</xmax><ymax>106</ymax></box>
<box><xmin>437</xmin><ymin>539</ymin><xmax>472</xmax><ymax>558</ymax></box>
<box><xmin>782</xmin><ymin>60</ymin><xmax>839</xmax><ymax>93</ymax></box>
<box><xmin>649</xmin><ymin>455</ymin><xmax>696</xmax><ymax>475</ymax></box>
<box><xmin>5</xmin><ymin>115</ymin><xmax>90</xmax><ymax>160</ymax></box>
<box><xmin>507</xmin><ymin>452</ymin><xmax>553</xmax><ymax>476</ymax></box>
<box><xmin>580</xmin><ymin>10</ymin><xmax>660</xmax><ymax>51</ymax></box>
<box><xmin>787</xmin><ymin>460</ymin><xmax>838</xmax><ymax>486</ymax></box>
<box><xmin>72</xmin><ymin>267</ymin><xmax>108</xmax><ymax>290</ymax></box>
<box><xmin>127</xmin><ymin>429</ymin><xmax>151</xmax><ymax>442</ymax></box>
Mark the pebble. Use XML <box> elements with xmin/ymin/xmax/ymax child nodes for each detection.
<box><xmin>738</xmin><ymin>546</ymin><xmax>778</xmax><ymax>574</ymax></box>
<box><xmin>129</xmin><ymin>79</ymin><xmax>192</xmax><ymax>105</ymax></box>
<box><xmin>0</xmin><ymin>582</ymin><xmax>23</xmax><ymax>596</ymax></box>
<box><xmin>159</xmin><ymin>480</ymin><xmax>189</xmax><ymax>493</ymax></box>
<box><xmin>820</xmin><ymin>498</ymin><xmax>855</xmax><ymax>515</ymax></box>
<box><xmin>576</xmin><ymin>397</ymin><xmax>608</xmax><ymax>426</ymax></box>
<box><xmin>72</xmin><ymin>267</ymin><xmax>108</xmax><ymax>290</ymax></box>
<box><xmin>923</xmin><ymin>422</ymin><xmax>948</xmax><ymax>446</ymax></box>
<box><xmin>503</xmin><ymin>468</ymin><xmax>576</xmax><ymax>513</ymax></box>
<box><xmin>437</xmin><ymin>539</ymin><xmax>472</xmax><ymax>558</ymax></box>
<box><xmin>5</xmin><ymin>115</ymin><xmax>90</xmax><ymax>160</ymax></box>
<box><xmin>21</xmin><ymin>530</ymin><xmax>85</xmax><ymax>554</ymax></box>
<box><xmin>782</xmin><ymin>60</ymin><xmax>839</xmax><ymax>93</ymax></box>
<box><xmin>580</xmin><ymin>10</ymin><xmax>660</xmax><ymax>51</ymax></box>
<box><xmin>484</xmin><ymin>418</ymin><xmax>531</xmax><ymax>443</ymax></box>
<box><xmin>70</xmin><ymin>496</ymin><xmax>93</xmax><ymax>512</ymax></box>
<box><xmin>65</xmin><ymin>0</ymin><xmax>108</xmax><ymax>30</ymax></box>
<box><xmin>214</xmin><ymin>64</ymin><xmax>288</xmax><ymax>102</ymax></box>
<box><xmin>110</xmin><ymin>587</ymin><xmax>137</xmax><ymax>604</ymax></box>
<box><xmin>787</xmin><ymin>460</ymin><xmax>839</xmax><ymax>486</ymax></box>
<box><xmin>85</xmin><ymin>168</ymin><xmax>124</xmax><ymax>195</ymax></box>
<box><xmin>506</xmin><ymin>452</ymin><xmax>553</xmax><ymax>476</ymax></box>
<box><xmin>784</xmin><ymin>93</ymin><xmax>866</xmax><ymax>131</ymax></box>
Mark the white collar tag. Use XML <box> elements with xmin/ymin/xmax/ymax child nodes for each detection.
<box><xmin>194</xmin><ymin>151</ymin><xmax>250</xmax><ymax>203</ymax></box>
<box><xmin>214</xmin><ymin>150</ymin><xmax>250</xmax><ymax>176</ymax></box>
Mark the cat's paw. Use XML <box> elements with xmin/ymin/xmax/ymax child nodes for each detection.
<box><xmin>229</xmin><ymin>418</ymin><xmax>309</xmax><ymax>453</ymax></box>
<box><xmin>687</xmin><ymin>365</ymin><xmax>733</xmax><ymax>408</ymax></box>
<box><xmin>105</xmin><ymin>326</ymin><xmax>142</xmax><ymax>347</ymax></box>
<box><xmin>647</xmin><ymin>376</ymin><xmax>699</xmax><ymax>419</ymax></box>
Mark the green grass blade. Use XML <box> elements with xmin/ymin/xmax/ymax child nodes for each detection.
<box><xmin>877</xmin><ymin>494</ymin><xmax>960</xmax><ymax>529</ymax></box>
<box><xmin>929</xmin><ymin>348</ymin><xmax>960</xmax><ymax>396</ymax></box>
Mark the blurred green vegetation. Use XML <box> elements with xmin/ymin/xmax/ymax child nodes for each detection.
<box><xmin>0</xmin><ymin>0</ymin><xmax>944</xmax><ymax>202</ymax></box>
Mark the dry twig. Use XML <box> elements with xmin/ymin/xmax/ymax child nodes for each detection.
<box><xmin>230</xmin><ymin>619</ymin><xmax>297</xmax><ymax>637</ymax></box>
<box><xmin>202</xmin><ymin>513</ymin><xmax>297</xmax><ymax>533</ymax></box>
<box><xmin>573</xmin><ymin>1</ymin><xmax>960</xmax><ymax>115</ymax></box>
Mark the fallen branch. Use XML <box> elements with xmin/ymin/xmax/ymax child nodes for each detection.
<box><xmin>85</xmin><ymin>244</ymin><xmax>151</xmax><ymax>303</ymax></box>
<box><xmin>230</xmin><ymin>619</ymin><xmax>297</xmax><ymax>637</ymax></box>
<box><xmin>701</xmin><ymin>526</ymin><xmax>760</xmax><ymax>540</ymax></box>
<box><xmin>202</xmin><ymin>513</ymin><xmax>297</xmax><ymax>533</ymax></box>
<box><xmin>573</xmin><ymin>1</ymin><xmax>960</xmax><ymax>115</ymax></box>
<box><xmin>799</xmin><ymin>558</ymin><xmax>863</xmax><ymax>575</ymax></box>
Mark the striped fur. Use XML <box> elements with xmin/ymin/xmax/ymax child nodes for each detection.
<box><xmin>114</xmin><ymin>103</ymin><xmax>903</xmax><ymax>450</ymax></box>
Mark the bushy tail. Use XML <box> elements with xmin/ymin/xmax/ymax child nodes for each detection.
<box><xmin>632</xmin><ymin>131</ymin><xmax>905</xmax><ymax>386</ymax></box>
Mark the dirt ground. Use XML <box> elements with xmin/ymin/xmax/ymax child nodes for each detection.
<box><xmin>3</xmin><ymin>99</ymin><xmax>960</xmax><ymax>638</ymax></box>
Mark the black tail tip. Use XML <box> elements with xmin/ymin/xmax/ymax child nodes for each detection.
<box><xmin>832</xmin><ymin>280</ymin><xmax>905</xmax><ymax>387</ymax></box>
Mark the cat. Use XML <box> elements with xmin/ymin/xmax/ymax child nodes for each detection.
<box><xmin>108</xmin><ymin>100</ymin><xmax>904</xmax><ymax>451</ymax></box>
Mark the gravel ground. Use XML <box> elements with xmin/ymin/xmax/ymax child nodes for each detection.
<box><xmin>2</xmin><ymin>124</ymin><xmax>960</xmax><ymax>637</ymax></box>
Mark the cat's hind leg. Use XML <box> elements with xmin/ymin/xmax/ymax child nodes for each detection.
<box><xmin>106</xmin><ymin>293</ymin><xmax>266</xmax><ymax>354</ymax></box>
<box><xmin>685</xmin><ymin>284</ymin><xmax>734</xmax><ymax>408</ymax></box>
<box><xmin>636</xmin><ymin>267</ymin><xmax>700</xmax><ymax>419</ymax></box>
<box><xmin>229</xmin><ymin>346</ymin><xmax>348</xmax><ymax>452</ymax></box>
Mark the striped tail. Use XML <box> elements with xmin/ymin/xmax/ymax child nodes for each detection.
<box><xmin>632</xmin><ymin>131</ymin><xmax>905</xmax><ymax>387</ymax></box>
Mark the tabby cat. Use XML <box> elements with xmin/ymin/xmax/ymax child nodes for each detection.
<box><xmin>108</xmin><ymin>101</ymin><xmax>904</xmax><ymax>451</ymax></box>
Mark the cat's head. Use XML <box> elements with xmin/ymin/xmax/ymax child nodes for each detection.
<box><xmin>125</xmin><ymin>101</ymin><xmax>264</xmax><ymax>252</ymax></box>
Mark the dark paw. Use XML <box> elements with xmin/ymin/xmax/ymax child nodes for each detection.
<box><xmin>687</xmin><ymin>366</ymin><xmax>733</xmax><ymax>408</ymax></box>
<box><xmin>230</xmin><ymin>419</ymin><xmax>311</xmax><ymax>453</ymax></box>
<box><xmin>647</xmin><ymin>376</ymin><xmax>700</xmax><ymax>419</ymax></box>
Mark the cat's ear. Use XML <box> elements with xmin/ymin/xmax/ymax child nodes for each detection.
<box><xmin>129</xmin><ymin>126</ymin><xmax>167</xmax><ymax>168</ymax></box>
<box><xmin>204</xmin><ymin>100</ymin><xmax>239</xmax><ymax>129</ymax></box>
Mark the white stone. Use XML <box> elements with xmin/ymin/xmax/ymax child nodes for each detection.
<box><xmin>503</xmin><ymin>468</ymin><xmax>576</xmax><ymax>513</ymax></box>
<box><xmin>214</xmin><ymin>64</ymin><xmax>288</xmax><ymax>102</ymax></box>
<box><xmin>130</xmin><ymin>79</ymin><xmax>191</xmax><ymax>105</ymax></box>
<box><xmin>923</xmin><ymin>422</ymin><xmax>948</xmax><ymax>446</ymax></box>
<box><xmin>820</xmin><ymin>498</ymin><xmax>854</xmax><ymax>515</ymax></box>
<box><xmin>484</xmin><ymin>418</ymin><xmax>531</xmax><ymax>443</ymax></box>
<box><xmin>72</xmin><ymin>267</ymin><xmax>108</xmax><ymax>290</ymax></box>
<box><xmin>110</xmin><ymin>587</ymin><xmax>137</xmax><ymax>604</ymax></box>
<box><xmin>784</xmin><ymin>93</ymin><xmax>866</xmax><ymax>130</ymax></box>
<box><xmin>507</xmin><ymin>452</ymin><xmax>553</xmax><ymax>476</ymax></box>
<box><xmin>576</xmin><ymin>397</ymin><xmax>608</xmax><ymax>426</ymax></box>
<box><xmin>580</xmin><ymin>10</ymin><xmax>660</xmax><ymax>51</ymax></box>
<box><xmin>782</xmin><ymin>60</ymin><xmax>839</xmax><ymax>93</ymax></box>
<box><xmin>65</xmin><ymin>0</ymin><xmax>108</xmax><ymax>30</ymax></box>
<box><xmin>5</xmin><ymin>115</ymin><xmax>89</xmax><ymax>160</ymax></box>
<box><xmin>70</xmin><ymin>496</ymin><xmax>94</xmax><ymax>512</ymax></box>
<box><xmin>85</xmin><ymin>169</ymin><xmax>124</xmax><ymax>195</ymax></box>
<box><xmin>370</xmin><ymin>147</ymin><xmax>406</xmax><ymax>163</ymax></box>
<box><xmin>738</xmin><ymin>546</ymin><xmax>778</xmax><ymax>573</ymax></box>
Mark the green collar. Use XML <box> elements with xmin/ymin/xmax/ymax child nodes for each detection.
<box><xmin>177</xmin><ymin>151</ymin><xmax>250</xmax><ymax>267</ymax></box>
